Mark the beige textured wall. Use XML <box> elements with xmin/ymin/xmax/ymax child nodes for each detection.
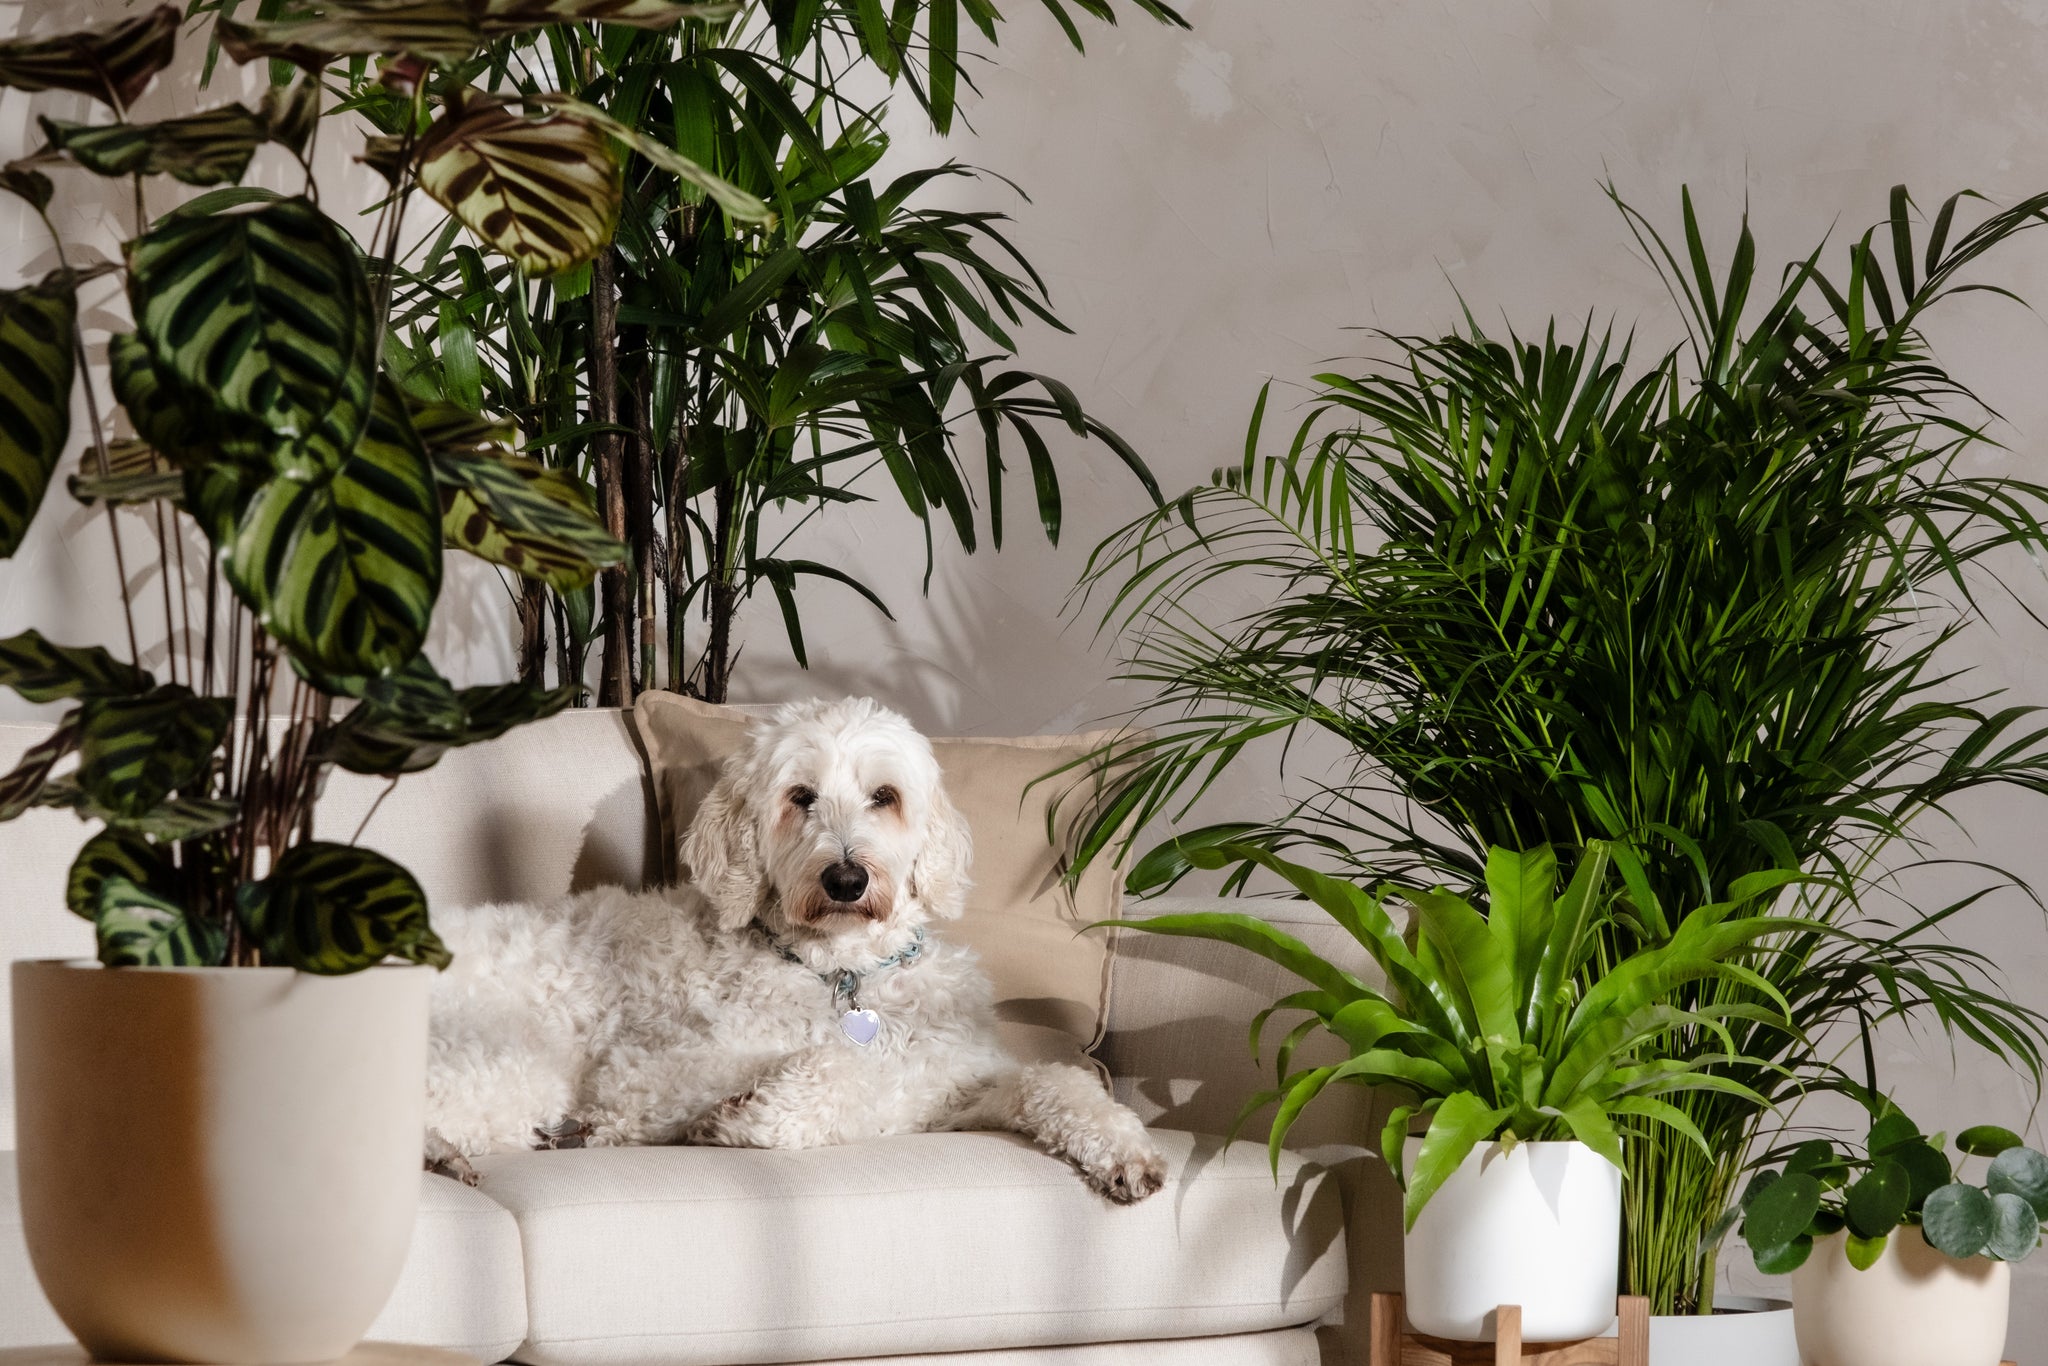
<box><xmin>9</xmin><ymin>0</ymin><xmax>2048</xmax><ymax>1337</ymax></box>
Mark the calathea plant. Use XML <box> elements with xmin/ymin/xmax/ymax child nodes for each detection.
<box><xmin>0</xmin><ymin>2</ymin><xmax>766</xmax><ymax>970</ymax></box>
<box><xmin>1733</xmin><ymin>1104</ymin><xmax>2048</xmax><ymax>1272</ymax></box>
<box><xmin>1100</xmin><ymin>840</ymin><xmax>1797</xmax><ymax>1228</ymax></box>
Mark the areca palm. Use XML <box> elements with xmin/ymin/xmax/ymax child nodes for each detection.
<box><xmin>363</xmin><ymin>0</ymin><xmax>1173</xmax><ymax>700</ymax></box>
<box><xmin>1065</xmin><ymin>185</ymin><xmax>2048</xmax><ymax>1313</ymax></box>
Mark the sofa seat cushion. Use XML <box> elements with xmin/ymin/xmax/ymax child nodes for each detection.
<box><xmin>476</xmin><ymin>1129</ymin><xmax>1347</xmax><ymax>1366</ymax></box>
<box><xmin>0</xmin><ymin>1154</ymin><xmax>528</xmax><ymax>1363</ymax></box>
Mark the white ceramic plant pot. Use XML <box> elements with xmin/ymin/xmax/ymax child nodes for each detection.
<box><xmin>1402</xmin><ymin>1138</ymin><xmax>1622</xmax><ymax>1341</ymax></box>
<box><xmin>1790</xmin><ymin>1228</ymin><xmax>2010</xmax><ymax>1366</ymax></box>
<box><xmin>11</xmin><ymin>959</ymin><xmax>432</xmax><ymax>1365</ymax></box>
<box><xmin>1648</xmin><ymin>1296</ymin><xmax>1798</xmax><ymax>1366</ymax></box>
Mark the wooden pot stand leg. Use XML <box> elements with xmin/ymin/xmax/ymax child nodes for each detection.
<box><xmin>1369</xmin><ymin>1294</ymin><xmax>1648</xmax><ymax>1366</ymax></box>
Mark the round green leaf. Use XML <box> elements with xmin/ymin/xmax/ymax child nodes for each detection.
<box><xmin>1845</xmin><ymin>1158</ymin><xmax>1912</xmax><ymax>1238</ymax></box>
<box><xmin>1867</xmin><ymin>1106</ymin><xmax>1921</xmax><ymax>1156</ymax></box>
<box><xmin>1922</xmin><ymin>1182</ymin><xmax>1996</xmax><ymax>1260</ymax></box>
<box><xmin>1958</xmin><ymin>1125</ymin><xmax>2027</xmax><ymax>1158</ymax></box>
<box><xmin>1844</xmin><ymin>1230</ymin><xmax>1888</xmax><ymax>1271</ymax></box>
<box><xmin>1743</xmin><ymin>1170</ymin><xmax>1822</xmax><ymax>1251</ymax></box>
<box><xmin>1750</xmin><ymin>1234</ymin><xmax>1813</xmax><ymax>1275</ymax></box>
<box><xmin>1893</xmin><ymin>1140</ymin><xmax>1953</xmax><ymax>1208</ymax></box>
<box><xmin>1987</xmin><ymin>1146</ymin><xmax>2048</xmax><ymax>1220</ymax></box>
<box><xmin>1987</xmin><ymin>1191</ymin><xmax>2042</xmax><ymax>1263</ymax></box>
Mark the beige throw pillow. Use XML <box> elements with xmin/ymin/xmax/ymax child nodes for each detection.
<box><xmin>630</xmin><ymin>692</ymin><xmax>1128</xmax><ymax>1066</ymax></box>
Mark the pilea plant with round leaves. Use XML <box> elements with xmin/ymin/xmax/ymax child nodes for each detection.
<box><xmin>0</xmin><ymin>3</ymin><xmax>771</xmax><ymax>971</ymax></box>
<box><xmin>1732</xmin><ymin>1103</ymin><xmax>2048</xmax><ymax>1272</ymax></box>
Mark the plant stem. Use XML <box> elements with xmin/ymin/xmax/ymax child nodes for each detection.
<box><xmin>590</xmin><ymin>248</ymin><xmax>630</xmax><ymax>705</ymax></box>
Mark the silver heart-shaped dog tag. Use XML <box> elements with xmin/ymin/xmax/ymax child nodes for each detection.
<box><xmin>840</xmin><ymin>1008</ymin><xmax>880</xmax><ymax>1046</ymax></box>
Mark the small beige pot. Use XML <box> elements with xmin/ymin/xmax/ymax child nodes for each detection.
<box><xmin>11</xmin><ymin>959</ymin><xmax>432</xmax><ymax>1365</ymax></box>
<box><xmin>1790</xmin><ymin>1227</ymin><xmax>2011</xmax><ymax>1366</ymax></box>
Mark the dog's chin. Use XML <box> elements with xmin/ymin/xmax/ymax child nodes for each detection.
<box><xmin>790</xmin><ymin>896</ymin><xmax>894</xmax><ymax>931</ymax></box>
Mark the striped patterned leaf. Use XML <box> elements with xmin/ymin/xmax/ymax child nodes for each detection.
<box><xmin>415</xmin><ymin>102</ymin><xmax>620</xmax><ymax>277</ymax></box>
<box><xmin>108</xmin><ymin>332</ymin><xmax>272</xmax><ymax>468</ymax></box>
<box><xmin>477</xmin><ymin>0</ymin><xmax>737</xmax><ymax>30</ymax></box>
<box><xmin>0</xmin><ymin>274</ymin><xmax>77</xmax><ymax>557</ymax></box>
<box><xmin>76</xmin><ymin>684</ymin><xmax>232</xmax><ymax>819</ymax></box>
<box><xmin>237</xmin><ymin>842</ymin><xmax>449</xmax><ymax>974</ymax></box>
<box><xmin>0</xmin><ymin>630</ymin><xmax>152</xmax><ymax>703</ymax></box>
<box><xmin>95</xmin><ymin>875</ymin><xmax>224</xmax><ymax>968</ymax></box>
<box><xmin>321</xmin><ymin>654</ymin><xmax>576</xmax><ymax>774</ymax></box>
<box><xmin>67</xmin><ymin>828</ymin><xmax>174</xmax><ymax>921</ymax></box>
<box><xmin>419</xmin><ymin>401</ymin><xmax>624</xmax><ymax>589</ymax></box>
<box><xmin>41</xmin><ymin>106</ymin><xmax>268</xmax><ymax>187</ymax></box>
<box><xmin>35</xmin><ymin>777</ymin><xmax>238</xmax><ymax>839</ymax></box>
<box><xmin>0</xmin><ymin>710</ymin><xmax>80</xmax><ymax>821</ymax></box>
<box><xmin>261</xmin><ymin>77</ymin><xmax>321</xmax><ymax>157</ymax></box>
<box><xmin>70</xmin><ymin>437</ymin><xmax>183</xmax><ymax>507</ymax></box>
<box><xmin>127</xmin><ymin>196</ymin><xmax>374</xmax><ymax>444</ymax></box>
<box><xmin>210</xmin><ymin>378</ymin><xmax>443</xmax><ymax>677</ymax></box>
<box><xmin>218</xmin><ymin>7</ymin><xmax>482</xmax><ymax>67</ymax></box>
<box><xmin>475</xmin><ymin>0</ymin><xmax>737</xmax><ymax>32</ymax></box>
<box><xmin>0</xmin><ymin>6</ymin><xmax>178</xmax><ymax>108</ymax></box>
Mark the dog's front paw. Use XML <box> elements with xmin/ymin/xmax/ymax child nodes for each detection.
<box><xmin>680</xmin><ymin>1091</ymin><xmax>757</xmax><ymax>1147</ymax></box>
<box><xmin>1081</xmin><ymin>1136</ymin><xmax>1168</xmax><ymax>1205</ymax></box>
<box><xmin>426</xmin><ymin>1151</ymin><xmax>482</xmax><ymax>1186</ymax></box>
<box><xmin>532</xmin><ymin>1118</ymin><xmax>594</xmax><ymax>1150</ymax></box>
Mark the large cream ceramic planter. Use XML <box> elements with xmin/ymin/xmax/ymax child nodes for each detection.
<box><xmin>1402</xmin><ymin>1138</ymin><xmax>1622</xmax><ymax>1341</ymax></box>
<box><xmin>1790</xmin><ymin>1227</ymin><xmax>2010</xmax><ymax>1366</ymax></box>
<box><xmin>11</xmin><ymin>959</ymin><xmax>432</xmax><ymax>1365</ymax></box>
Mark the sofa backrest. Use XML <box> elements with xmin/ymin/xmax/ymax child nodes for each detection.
<box><xmin>0</xmin><ymin>708</ymin><xmax>654</xmax><ymax>1147</ymax></box>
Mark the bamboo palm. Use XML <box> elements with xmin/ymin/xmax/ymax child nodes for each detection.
<box><xmin>1064</xmin><ymin>184</ymin><xmax>2048</xmax><ymax>1313</ymax></box>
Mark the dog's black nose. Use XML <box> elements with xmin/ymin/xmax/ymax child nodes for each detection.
<box><xmin>821</xmin><ymin>860</ymin><xmax>869</xmax><ymax>903</ymax></box>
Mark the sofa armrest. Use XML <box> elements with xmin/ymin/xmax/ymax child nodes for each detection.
<box><xmin>1098</xmin><ymin>895</ymin><xmax>1391</xmax><ymax>1149</ymax></box>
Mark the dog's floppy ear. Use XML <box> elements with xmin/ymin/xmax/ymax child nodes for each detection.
<box><xmin>908</xmin><ymin>783</ymin><xmax>973</xmax><ymax>919</ymax></box>
<box><xmin>680</xmin><ymin>769</ymin><xmax>765</xmax><ymax>932</ymax></box>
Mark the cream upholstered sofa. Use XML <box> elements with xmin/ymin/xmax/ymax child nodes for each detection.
<box><xmin>0</xmin><ymin>708</ymin><xmax>1401</xmax><ymax>1366</ymax></box>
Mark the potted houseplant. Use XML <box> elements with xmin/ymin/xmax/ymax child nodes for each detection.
<box><xmin>1730</xmin><ymin>1103</ymin><xmax>2042</xmax><ymax>1366</ymax></box>
<box><xmin>0</xmin><ymin>5</ymin><xmax>760</xmax><ymax>1361</ymax></box>
<box><xmin>1061</xmin><ymin>183</ymin><xmax>2048</xmax><ymax>1355</ymax></box>
<box><xmin>1101</xmin><ymin>839</ymin><xmax>1792</xmax><ymax>1343</ymax></box>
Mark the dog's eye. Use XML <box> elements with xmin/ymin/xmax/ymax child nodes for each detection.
<box><xmin>869</xmin><ymin>786</ymin><xmax>898</xmax><ymax>809</ymax></box>
<box><xmin>789</xmin><ymin>787</ymin><xmax>817</xmax><ymax>811</ymax></box>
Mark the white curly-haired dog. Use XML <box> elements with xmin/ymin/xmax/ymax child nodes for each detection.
<box><xmin>420</xmin><ymin>697</ymin><xmax>1166</xmax><ymax>1203</ymax></box>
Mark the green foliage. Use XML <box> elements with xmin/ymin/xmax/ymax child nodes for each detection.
<box><xmin>0</xmin><ymin>3</ymin><xmax>667</xmax><ymax>973</ymax></box>
<box><xmin>1100</xmin><ymin>839</ymin><xmax>1791</xmax><ymax>1231</ymax></box>
<box><xmin>0</xmin><ymin>276</ymin><xmax>77</xmax><ymax>556</ymax></box>
<box><xmin>1738</xmin><ymin>1102</ymin><xmax>2045</xmax><ymax>1268</ymax></box>
<box><xmin>237</xmin><ymin>843</ymin><xmax>449</xmax><ymax>974</ymax></box>
<box><xmin>1066</xmin><ymin>183</ymin><xmax>2048</xmax><ymax>1312</ymax></box>
<box><xmin>40</xmin><ymin>107</ymin><xmax>269</xmax><ymax>186</ymax></box>
<box><xmin>377</xmin><ymin>0</ymin><xmax>1168</xmax><ymax>700</ymax></box>
<box><xmin>414</xmin><ymin>100</ymin><xmax>625</xmax><ymax>277</ymax></box>
<box><xmin>0</xmin><ymin>6</ymin><xmax>178</xmax><ymax>108</ymax></box>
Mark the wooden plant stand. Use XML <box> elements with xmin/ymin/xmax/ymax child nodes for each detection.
<box><xmin>1370</xmin><ymin>1294</ymin><xmax>2019</xmax><ymax>1366</ymax></box>
<box><xmin>1369</xmin><ymin>1293</ymin><xmax>1647</xmax><ymax>1366</ymax></box>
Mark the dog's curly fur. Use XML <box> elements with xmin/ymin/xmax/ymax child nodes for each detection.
<box><xmin>422</xmin><ymin>697</ymin><xmax>1166</xmax><ymax>1203</ymax></box>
